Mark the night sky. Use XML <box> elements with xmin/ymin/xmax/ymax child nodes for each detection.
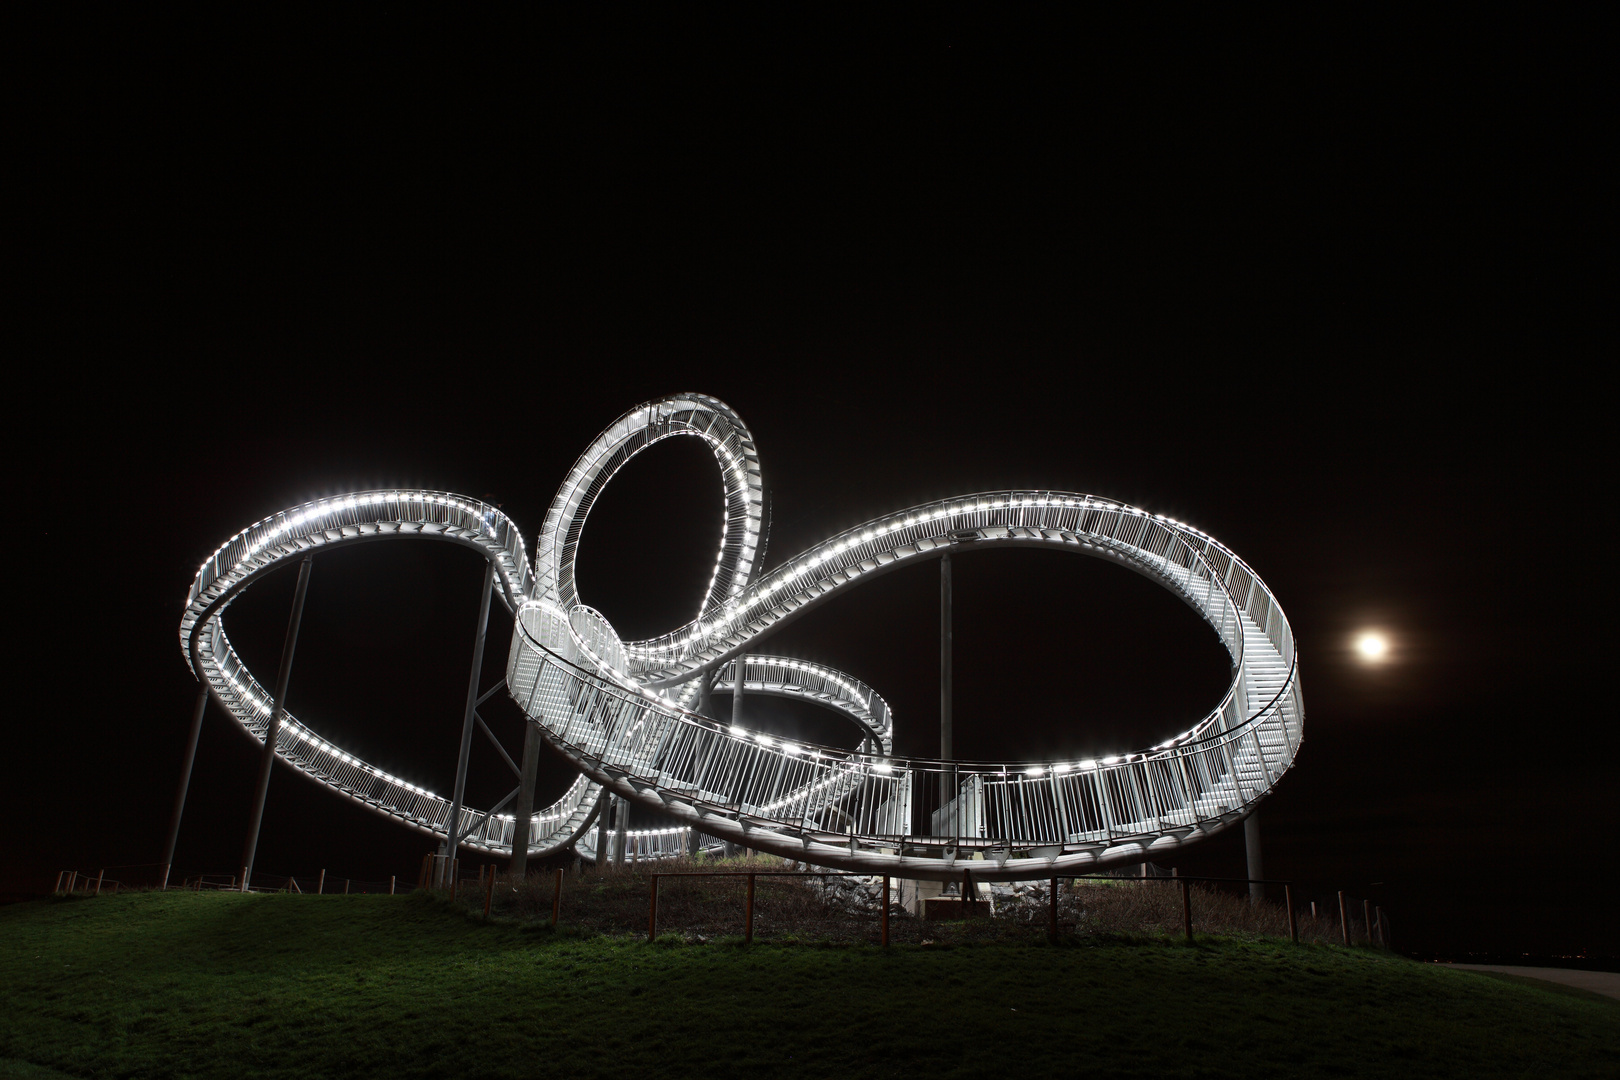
<box><xmin>10</xmin><ymin>14</ymin><xmax>1607</xmax><ymax>959</ymax></box>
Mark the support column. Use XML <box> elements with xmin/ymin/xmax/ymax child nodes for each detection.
<box><xmin>443</xmin><ymin>560</ymin><xmax>498</xmax><ymax>859</ymax></box>
<box><xmin>614</xmin><ymin>794</ymin><xmax>628</xmax><ymax>868</ymax></box>
<box><xmin>1245</xmin><ymin>811</ymin><xmax>1264</xmax><ymax>905</ymax></box>
<box><xmin>698</xmin><ymin>670</ymin><xmax>714</xmax><ymax>720</ymax></box>
<box><xmin>595</xmin><ymin>793</ymin><xmax>611</xmax><ymax>868</ymax></box>
<box><xmin>731</xmin><ymin>656</ymin><xmax>745</xmax><ymax>727</ymax></box>
<box><xmin>507</xmin><ymin>721</ymin><xmax>543</xmax><ymax>877</ymax></box>
<box><xmin>239</xmin><ymin>553</ymin><xmax>314</xmax><ymax>891</ymax></box>
<box><xmin>160</xmin><ymin>685</ymin><xmax>210</xmax><ymax>889</ymax></box>
<box><xmin>941</xmin><ymin>551</ymin><xmax>955</xmax><ymax>809</ymax></box>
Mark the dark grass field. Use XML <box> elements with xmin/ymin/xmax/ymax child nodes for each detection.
<box><xmin>3</xmin><ymin>891</ymin><xmax>1616</xmax><ymax>1079</ymax></box>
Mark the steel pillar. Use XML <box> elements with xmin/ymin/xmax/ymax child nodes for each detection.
<box><xmin>160</xmin><ymin>684</ymin><xmax>210</xmax><ymax>889</ymax></box>
<box><xmin>1245</xmin><ymin>811</ymin><xmax>1264</xmax><ymax>904</ymax></box>
<box><xmin>507</xmin><ymin>721</ymin><xmax>543</xmax><ymax>876</ymax></box>
<box><xmin>698</xmin><ymin>670</ymin><xmax>714</xmax><ymax>719</ymax></box>
<box><xmin>941</xmin><ymin>551</ymin><xmax>955</xmax><ymax>804</ymax></box>
<box><xmin>443</xmin><ymin>560</ymin><xmax>497</xmax><ymax>858</ymax></box>
<box><xmin>614</xmin><ymin>794</ymin><xmax>628</xmax><ymax>868</ymax></box>
<box><xmin>239</xmin><ymin>553</ymin><xmax>313</xmax><ymax>891</ymax></box>
<box><xmin>731</xmin><ymin>656</ymin><xmax>745</xmax><ymax>727</ymax></box>
<box><xmin>595</xmin><ymin>794</ymin><xmax>611</xmax><ymax>868</ymax></box>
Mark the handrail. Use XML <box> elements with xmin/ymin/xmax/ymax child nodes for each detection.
<box><xmin>177</xmin><ymin>393</ymin><xmax>1301</xmax><ymax>875</ymax></box>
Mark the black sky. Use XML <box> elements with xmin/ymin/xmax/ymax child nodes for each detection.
<box><xmin>8</xmin><ymin>12</ymin><xmax>1609</xmax><ymax>957</ymax></box>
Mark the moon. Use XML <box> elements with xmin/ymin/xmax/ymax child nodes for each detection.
<box><xmin>1356</xmin><ymin>632</ymin><xmax>1389</xmax><ymax>662</ymax></box>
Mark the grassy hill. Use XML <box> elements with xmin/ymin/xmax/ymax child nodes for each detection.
<box><xmin>2</xmin><ymin>892</ymin><xmax>1615</xmax><ymax>1079</ymax></box>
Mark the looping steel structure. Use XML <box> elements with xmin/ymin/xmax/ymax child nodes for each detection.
<box><xmin>180</xmin><ymin>393</ymin><xmax>1303</xmax><ymax>880</ymax></box>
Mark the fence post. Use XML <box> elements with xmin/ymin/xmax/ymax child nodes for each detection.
<box><xmin>1285</xmin><ymin>884</ymin><xmax>1297</xmax><ymax>943</ymax></box>
<box><xmin>238</xmin><ymin>866</ymin><xmax>248</xmax><ymax>893</ymax></box>
<box><xmin>67</xmin><ymin>871</ymin><xmax>78</xmax><ymax>894</ymax></box>
<box><xmin>1049</xmin><ymin>877</ymin><xmax>1059</xmax><ymax>942</ymax></box>
<box><xmin>318</xmin><ymin>869</ymin><xmax>326</xmax><ymax>895</ymax></box>
<box><xmin>344</xmin><ymin>879</ymin><xmax>350</xmax><ymax>895</ymax></box>
<box><xmin>54</xmin><ymin>871</ymin><xmax>64</xmax><ymax>894</ymax></box>
<box><xmin>882</xmin><ymin>876</ymin><xmax>890</xmax><ymax>947</ymax></box>
<box><xmin>95</xmin><ymin>870</ymin><xmax>104</xmax><ymax>896</ymax></box>
<box><xmin>389</xmin><ymin>875</ymin><xmax>396</xmax><ymax>895</ymax></box>
<box><xmin>552</xmin><ymin>867</ymin><xmax>563</xmax><ymax>927</ymax></box>
<box><xmin>1181</xmin><ymin>879</ymin><xmax>1193</xmax><ymax>941</ymax></box>
<box><xmin>648</xmin><ymin>875</ymin><xmax>659</xmax><ymax>943</ymax></box>
<box><xmin>745</xmin><ymin>873</ymin><xmax>756</xmax><ymax>944</ymax></box>
<box><xmin>1338</xmin><ymin>891</ymin><xmax>1350</xmax><ymax>946</ymax></box>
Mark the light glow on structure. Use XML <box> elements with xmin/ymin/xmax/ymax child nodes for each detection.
<box><xmin>179</xmin><ymin>392</ymin><xmax>1303</xmax><ymax>878</ymax></box>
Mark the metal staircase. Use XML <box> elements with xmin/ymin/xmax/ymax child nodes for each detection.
<box><xmin>178</xmin><ymin>393</ymin><xmax>1302</xmax><ymax>879</ymax></box>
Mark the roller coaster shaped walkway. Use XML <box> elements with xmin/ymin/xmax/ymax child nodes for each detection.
<box><xmin>181</xmin><ymin>394</ymin><xmax>1303</xmax><ymax>882</ymax></box>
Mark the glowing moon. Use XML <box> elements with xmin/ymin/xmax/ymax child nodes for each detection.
<box><xmin>1356</xmin><ymin>632</ymin><xmax>1389</xmax><ymax>661</ymax></box>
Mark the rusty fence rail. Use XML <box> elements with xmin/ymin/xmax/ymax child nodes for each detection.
<box><xmin>48</xmin><ymin>861</ymin><xmax>1391</xmax><ymax>951</ymax></box>
<box><xmin>644</xmin><ymin>870</ymin><xmax>871</xmax><ymax>944</ymax></box>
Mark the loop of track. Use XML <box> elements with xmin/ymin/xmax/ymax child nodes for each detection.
<box><xmin>181</xmin><ymin>394</ymin><xmax>1302</xmax><ymax>875</ymax></box>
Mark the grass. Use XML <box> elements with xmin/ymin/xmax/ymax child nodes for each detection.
<box><xmin>2</xmin><ymin>891</ymin><xmax>1616</xmax><ymax>1079</ymax></box>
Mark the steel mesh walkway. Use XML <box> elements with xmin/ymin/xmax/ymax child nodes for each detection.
<box><xmin>179</xmin><ymin>394</ymin><xmax>1302</xmax><ymax>879</ymax></box>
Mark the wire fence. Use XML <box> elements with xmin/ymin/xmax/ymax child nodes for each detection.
<box><xmin>49</xmin><ymin>862</ymin><xmax>421</xmax><ymax>897</ymax></box>
<box><xmin>47</xmin><ymin>856</ymin><xmax>1392</xmax><ymax>950</ymax></box>
<box><xmin>454</xmin><ymin>856</ymin><xmax>1395</xmax><ymax>948</ymax></box>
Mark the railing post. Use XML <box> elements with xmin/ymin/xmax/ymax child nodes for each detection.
<box><xmin>1181</xmin><ymin>878</ymin><xmax>1192</xmax><ymax>941</ymax></box>
<box><xmin>648</xmin><ymin>874</ymin><xmax>659</xmax><ymax>942</ymax></box>
<box><xmin>881</xmin><ymin>876</ymin><xmax>890</xmax><ymax>947</ymax></box>
<box><xmin>552</xmin><ymin>867</ymin><xmax>563</xmax><ymax>927</ymax></box>
<box><xmin>1285</xmin><ymin>884</ymin><xmax>1298</xmax><ymax>943</ymax></box>
<box><xmin>1338</xmin><ymin>891</ymin><xmax>1350</xmax><ymax>946</ymax></box>
<box><xmin>745</xmin><ymin>873</ymin><xmax>755</xmax><ymax>944</ymax></box>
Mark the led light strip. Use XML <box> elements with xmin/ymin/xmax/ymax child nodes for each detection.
<box><xmin>180</xmin><ymin>393</ymin><xmax>1301</xmax><ymax>874</ymax></box>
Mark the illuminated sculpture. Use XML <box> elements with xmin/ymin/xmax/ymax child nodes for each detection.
<box><xmin>176</xmin><ymin>394</ymin><xmax>1301</xmax><ymax>883</ymax></box>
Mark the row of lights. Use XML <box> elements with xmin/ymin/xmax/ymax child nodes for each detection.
<box><xmin>658</xmin><ymin>492</ymin><xmax>1215</xmax><ymax>659</ymax></box>
<box><xmin>197</xmin><ymin>490</ymin><xmax>528</xmax><ymax>601</ymax></box>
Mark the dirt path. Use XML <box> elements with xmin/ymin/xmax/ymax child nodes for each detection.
<box><xmin>1448</xmin><ymin>964</ymin><xmax>1620</xmax><ymax>1001</ymax></box>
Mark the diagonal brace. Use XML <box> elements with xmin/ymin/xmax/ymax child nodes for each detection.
<box><xmin>476</xmin><ymin>711</ymin><xmax>522</xmax><ymax>779</ymax></box>
<box><xmin>475</xmin><ymin>678</ymin><xmax>507</xmax><ymax>710</ymax></box>
<box><xmin>461</xmin><ymin>785</ymin><xmax>523</xmax><ymax>842</ymax></box>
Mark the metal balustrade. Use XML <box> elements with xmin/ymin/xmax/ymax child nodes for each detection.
<box><xmin>178</xmin><ymin>393</ymin><xmax>1302</xmax><ymax>877</ymax></box>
